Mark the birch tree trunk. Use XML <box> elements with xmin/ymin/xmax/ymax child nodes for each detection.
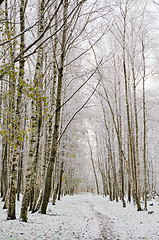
<box><xmin>7</xmin><ymin>0</ymin><xmax>21</xmax><ymax>220</ymax></box>
<box><xmin>16</xmin><ymin>0</ymin><xmax>26</xmax><ymax>202</ymax></box>
<box><xmin>20</xmin><ymin>101</ymin><xmax>36</xmax><ymax>222</ymax></box>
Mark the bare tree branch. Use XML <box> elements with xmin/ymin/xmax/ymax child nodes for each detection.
<box><xmin>0</xmin><ymin>0</ymin><xmax>4</xmax><ymax>5</ymax></box>
<box><xmin>57</xmin><ymin>79</ymin><xmax>100</xmax><ymax>143</ymax></box>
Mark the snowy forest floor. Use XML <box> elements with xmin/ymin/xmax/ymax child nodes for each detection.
<box><xmin>0</xmin><ymin>194</ymin><xmax>159</xmax><ymax>240</ymax></box>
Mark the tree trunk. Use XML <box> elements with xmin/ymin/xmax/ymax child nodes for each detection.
<box><xmin>122</xmin><ymin>1</ymin><xmax>139</xmax><ymax>209</ymax></box>
<box><xmin>7</xmin><ymin>0</ymin><xmax>21</xmax><ymax>219</ymax></box>
<box><xmin>20</xmin><ymin>101</ymin><xmax>36</xmax><ymax>222</ymax></box>
<box><xmin>7</xmin><ymin>149</ymin><xmax>17</xmax><ymax>220</ymax></box>
<box><xmin>142</xmin><ymin>40</ymin><xmax>147</xmax><ymax>210</ymax></box>
<box><xmin>132</xmin><ymin>60</ymin><xmax>141</xmax><ymax>211</ymax></box>
<box><xmin>57</xmin><ymin>161</ymin><xmax>64</xmax><ymax>200</ymax></box>
<box><xmin>87</xmin><ymin>135</ymin><xmax>99</xmax><ymax>195</ymax></box>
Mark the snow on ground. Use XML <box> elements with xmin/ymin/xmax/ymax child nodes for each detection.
<box><xmin>92</xmin><ymin>194</ymin><xmax>159</xmax><ymax>240</ymax></box>
<box><xmin>0</xmin><ymin>193</ymin><xmax>159</xmax><ymax>240</ymax></box>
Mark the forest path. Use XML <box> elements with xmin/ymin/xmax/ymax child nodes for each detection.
<box><xmin>90</xmin><ymin>204</ymin><xmax>116</xmax><ymax>240</ymax></box>
<box><xmin>0</xmin><ymin>193</ymin><xmax>118</xmax><ymax>240</ymax></box>
<box><xmin>79</xmin><ymin>196</ymin><xmax>116</xmax><ymax>240</ymax></box>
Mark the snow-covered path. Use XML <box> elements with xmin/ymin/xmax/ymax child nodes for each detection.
<box><xmin>0</xmin><ymin>194</ymin><xmax>159</xmax><ymax>239</ymax></box>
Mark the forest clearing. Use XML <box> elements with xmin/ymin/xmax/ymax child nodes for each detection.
<box><xmin>0</xmin><ymin>0</ymin><xmax>159</xmax><ymax>239</ymax></box>
<box><xmin>0</xmin><ymin>193</ymin><xmax>159</xmax><ymax>240</ymax></box>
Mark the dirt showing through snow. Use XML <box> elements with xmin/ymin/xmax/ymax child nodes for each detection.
<box><xmin>92</xmin><ymin>210</ymin><xmax>116</xmax><ymax>240</ymax></box>
<box><xmin>76</xmin><ymin>199</ymin><xmax>116</xmax><ymax>240</ymax></box>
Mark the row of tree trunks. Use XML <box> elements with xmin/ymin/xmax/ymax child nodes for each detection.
<box><xmin>41</xmin><ymin>0</ymin><xmax>68</xmax><ymax>214</ymax></box>
<box><xmin>20</xmin><ymin>0</ymin><xmax>44</xmax><ymax>222</ymax></box>
<box><xmin>0</xmin><ymin>0</ymin><xmax>152</xmax><ymax>221</ymax></box>
<box><xmin>7</xmin><ymin>0</ymin><xmax>24</xmax><ymax>219</ymax></box>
